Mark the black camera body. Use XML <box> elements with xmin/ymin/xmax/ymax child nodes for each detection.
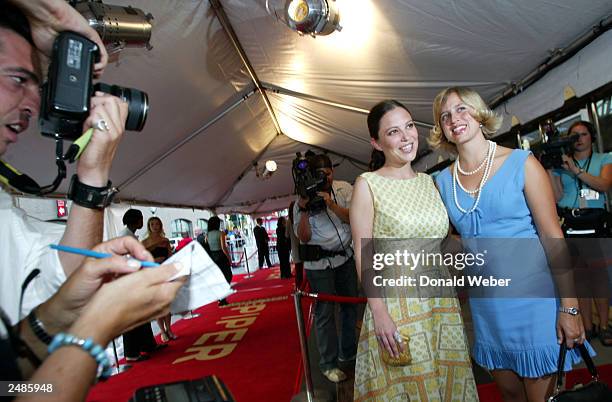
<box><xmin>292</xmin><ymin>152</ymin><xmax>328</xmax><ymax>213</ymax></box>
<box><xmin>535</xmin><ymin>134</ymin><xmax>579</xmax><ymax>169</ymax></box>
<box><xmin>40</xmin><ymin>31</ymin><xmax>148</xmax><ymax>140</ymax></box>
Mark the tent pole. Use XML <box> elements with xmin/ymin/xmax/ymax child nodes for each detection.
<box><xmin>210</xmin><ymin>0</ymin><xmax>282</xmax><ymax>135</ymax></box>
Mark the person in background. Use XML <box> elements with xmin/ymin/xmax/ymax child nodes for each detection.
<box><xmin>207</xmin><ymin>216</ymin><xmax>233</xmax><ymax>306</ymax></box>
<box><xmin>118</xmin><ymin>209</ymin><xmax>143</xmax><ymax>238</ymax></box>
<box><xmin>287</xmin><ymin>201</ymin><xmax>304</xmax><ymax>287</ymax></box>
<box><xmin>119</xmin><ymin>210</ymin><xmax>166</xmax><ymax>361</ymax></box>
<box><xmin>276</xmin><ymin>217</ymin><xmax>292</xmax><ymax>279</ymax></box>
<box><xmin>254</xmin><ymin>218</ymin><xmax>272</xmax><ymax>269</ymax></box>
<box><xmin>548</xmin><ymin>120</ymin><xmax>612</xmax><ymax>344</ymax></box>
<box><xmin>142</xmin><ymin>217</ymin><xmax>177</xmax><ymax>343</ymax></box>
<box><xmin>292</xmin><ymin>154</ymin><xmax>358</xmax><ymax>384</ymax></box>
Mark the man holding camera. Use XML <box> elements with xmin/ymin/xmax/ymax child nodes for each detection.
<box><xmin>292</xmin><ymin>154</ymin><xmax>358</xmax><ymax>383</ymax></box>
<box><xmin>1</xmin><ymin>0</ymin><xmax>128</xmax><ymax>323</ymax></box>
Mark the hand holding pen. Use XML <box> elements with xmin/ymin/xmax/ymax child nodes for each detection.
<box><xmin>40</xmin><ymin>236</ymin><xmax>183</xmax><ymax>335</ymax></box>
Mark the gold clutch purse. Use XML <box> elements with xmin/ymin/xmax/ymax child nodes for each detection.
<box><xmin>380</xmin><ymin>329</ymin><xmax>412</xmax><ymax>366</ymax></box>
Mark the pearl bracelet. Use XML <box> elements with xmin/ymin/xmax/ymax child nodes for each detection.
<box><xmin>47</xmin><ymin>332</ymin><xmax>112</xmax><ymax>379</ymax></box>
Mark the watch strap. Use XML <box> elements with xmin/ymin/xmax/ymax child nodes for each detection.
<box><xmin>28</xmin><ymin>309</ymin><xmax>53</xmax><ymax>345</ymax></box>
<box><xmin>67</xmin><ymin>174</ymin><xmax>117</xmax><ymax>210</ymax></box>
<box><xmin>558</xmin><ymin>306</ymin><xmax>579</xmax><ymax>315</ymax></box>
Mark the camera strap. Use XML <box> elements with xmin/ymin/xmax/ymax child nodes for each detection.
<box><xmin>572</xmin><ymin>153</ymin><xmax>592</xmax><ymax>190</ymax></box>
<box><xmin>0</xmin><ymin>139</ymin><xmax>66</xmax><ymax>195</ymax></box>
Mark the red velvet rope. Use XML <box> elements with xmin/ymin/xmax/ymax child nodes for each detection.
<box><xmin>231</xmin><ymin>249</ymin><xmax>258</xmax><ymax>267</ymax></box>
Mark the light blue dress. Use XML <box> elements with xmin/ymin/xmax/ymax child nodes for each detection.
<box><xmin>436</xmin><ymin>149</ymin><xmax>592</xmax><ymax>377</ymax></box>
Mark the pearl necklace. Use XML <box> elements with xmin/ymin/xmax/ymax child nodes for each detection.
<box><xmin>455</xmin><ymin>141</ymin><xmax>495</xmax><ymax>194</ymax></box>
<box><xmin>457</xmin><ymin>145</ymin><xmax>489</xmax><ymax>175</ymax></box>
<box><xmin>453</xmin><ymin>141</ymin><xmax>497</xmax><ymax>214</ymax></box>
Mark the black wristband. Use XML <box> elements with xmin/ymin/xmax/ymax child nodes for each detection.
<box><xmin>67</xmin><ymin>174</ymin><xmax>117</xmax><ymax>210</ymax></box>
<box><xmin>27</xmin><ymin>309</ymin><xmax>53</xmax><ymax>345</ymax></box>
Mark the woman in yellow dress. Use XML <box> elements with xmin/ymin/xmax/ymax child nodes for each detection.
<box><xmin>351</xmin><ymin>100</ymin><xmax>477</xmax><ymax>401</ymax></box>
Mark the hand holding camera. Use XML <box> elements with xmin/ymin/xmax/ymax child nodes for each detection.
<box><xmin>10</xmin><ymin>0</ymin><xmax>109</xmax><ymax>76</ymax></box>
<box><xmin>77</xmin><ymin>91</ymin><xmax>128</xmax><ymax>186</ymax></box>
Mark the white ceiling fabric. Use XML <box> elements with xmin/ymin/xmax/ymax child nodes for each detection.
<box><xmin>4</xmin><ymin>0</ymin><xmax>612</xmax><ymax>214</ymax></box>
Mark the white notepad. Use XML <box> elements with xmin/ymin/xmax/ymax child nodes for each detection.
<box><xmin>163</xmin><ymin>240</ymin><xmax>234</xmax><ymax>312</ymax></box>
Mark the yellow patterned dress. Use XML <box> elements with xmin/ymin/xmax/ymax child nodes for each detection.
<box><xmin>354</xmin><ymin>172</ymin><xmax>477</xmax><ymax>402</ymax></box>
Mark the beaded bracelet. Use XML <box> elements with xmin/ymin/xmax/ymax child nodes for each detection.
<box><xmin>48</xmin><ymin>333</ymin><xmax>112</xmax><ymax>379</ymax></box>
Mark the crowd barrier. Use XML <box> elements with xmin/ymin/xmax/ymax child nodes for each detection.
<box><xmin>292</xmin><ymin>290</ymin><xmax>366</xmax><ymax>402</ymax></box>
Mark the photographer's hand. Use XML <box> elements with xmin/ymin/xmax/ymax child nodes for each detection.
<box><xmin>56</xmin><ymin>92</ymin><xmax>128</xmax><ymax>277</ymax></box>
<box><xmin>77</xmin><ymin>92</ymin><xmax>128</xmax><ymax>187</ymax></box>
<box><xmin>317</xmin><ymin>191</ymin><xmax>350</xmax><ymax>223</ymax></box>
<box><xmin>9</xmin><ymin>0</ymin><xmax>108</xmax><ymax>77</ymax></box>
<box><xmin>560</xmin><ymin>154</ymin><xmax>579</xmax><ymax>175</ymax></box>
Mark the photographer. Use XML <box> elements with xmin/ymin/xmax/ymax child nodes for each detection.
<box><xmin>548</xmin><ymin>120</ymin><xmax>612</xmax><ymax>344</ymax></box>
<box><xmin>292</xmin><ymin>154</ymin><xmax>357</xmax><ymax>383</ymax></box>
<box><xmin>1</xmin><ymin>1</ymin><xmax>128</xmax><ymax>323</ymax></box>
<box><xmin>548</xmin><ymin>121</ymin><xmax>612</xmax><ymax>211</ymax></box>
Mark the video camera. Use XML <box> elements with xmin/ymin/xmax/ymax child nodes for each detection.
<box><xmin>292</xmin><ymin>152</ymin><xmax>328</xmax><ymax>213</ymax></box>
<box><xmin>40</xmin><ymin>31</ymin><xmax>149</xmax><ymax>140</ymax></box>
<box><xmin>531</xmin><ymin>120</ymin><xmax>579</xmax><ymax>169</ymax></box>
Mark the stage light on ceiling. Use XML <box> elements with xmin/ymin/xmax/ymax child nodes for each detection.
<box><xmin>265</xmin><ymin>160</ymin><xmax>278</xmax><ymax>173</ymax></box>
<box><xmin>255</xmin><ymin>160</ymin><xmax>278</xmax><ymax>179</ymax></box>
<box><xmin>285</xmin><ymin>0</ymin><xmax>341</xmax><ymax>36</ymax></box>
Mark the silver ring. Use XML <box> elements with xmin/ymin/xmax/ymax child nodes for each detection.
<box><xmin>94</xmin><ymin>119</ymin><xmax>110</xmax><ymax>131</ymax></box>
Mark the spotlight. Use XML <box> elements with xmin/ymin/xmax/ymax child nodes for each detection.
<box><xmin>74</xmin><ymin>1</ymin><xmax>154</xmax><ymax>51</ymax></box>
<box><xmin>255</xmin><ymin>160</ymin><xmax>278</xmax><ymax>179</ymax></box>
<box><xmin>285</xmin><ymin>0</ymin><xmax>341</xmax><ymax>36</ymax></box>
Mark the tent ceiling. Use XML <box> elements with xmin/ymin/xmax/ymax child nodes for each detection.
<box><xmin>5</xmin><ymin>0</ymin><xmax>612</xmax><ymax>213</ymax></box>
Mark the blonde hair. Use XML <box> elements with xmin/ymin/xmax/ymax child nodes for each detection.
<box><xmin>428</xmin><ymin>87</ymin><xmax>502</xmax><ymax>152</ymax></box>
<box><xmin>146</xmin><ymin>217</ymin><xmax>166</xmax><ymax>238</ymax></box>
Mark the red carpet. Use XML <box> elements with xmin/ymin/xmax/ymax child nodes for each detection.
<box><xmin>476</xmin><ymin>363</ymin><xmax>612</xmax><ymax>401</ymax></box>
<box><xmin>87</xmin><ymin>267</ymin><xmax>305</xmax><ymax>402</ymax></box>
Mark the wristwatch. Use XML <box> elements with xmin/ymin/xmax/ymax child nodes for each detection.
<box><xmin>67</xmin><ymin>174</ymin><xmax>117</xmax><ymax>210</ymax></box>
<box><xmin>559</xmin><ymin>306</ymin><xmax>580</xmax><ymax>316</ymax></box>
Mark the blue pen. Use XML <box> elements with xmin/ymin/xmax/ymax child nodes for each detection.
<box><xmin>50</xmin><ymin>244</ymin><xmax>160</xmax><ymax>268</ymax></box>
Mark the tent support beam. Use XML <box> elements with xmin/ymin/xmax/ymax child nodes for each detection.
<box><xmin>290</xmin><ymin>139</ymin><xmax>369</xmax><ymax>169</ymax></box>
<box><xmin>262</xmin><ymin>82</ymin><xmax>433</xmax><ymax>128</ymax></box>
<box><xmin>263</xmin><ymin>82</ymin><xmax>434</xmax><ymax>129</ymax></box>
<box><xmin>118</xmin><ymin>88</ymin><xmax>257</xmax><ymax>190</ymax></box>
<box><xmin>490</xmin><ymin>14</ymin><xmax>612</xmax><ymax>109</ymax></box>
<box><xmin>210</xmin><ymin>0</ymin><xmax>282</xmax><ymax>135</ymax></box>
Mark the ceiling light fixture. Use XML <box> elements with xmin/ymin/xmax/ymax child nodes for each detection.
<box><xmin>285</xmin><ymin>0</ymin><xmax>341</xmax><ymax>37</ymax></box>
<box><xmin>255</xmin><ymin>160</ymin><xmax>278</xmax><ymax>179</ymax></box>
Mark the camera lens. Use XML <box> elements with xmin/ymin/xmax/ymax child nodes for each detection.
<box><xmin>94</xmin><ymin>83</ymin><xmax>149</xmax><ymax>131</ymax></box>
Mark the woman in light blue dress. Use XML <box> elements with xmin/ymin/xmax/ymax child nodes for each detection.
<box><xmin>430</xmin><ymin>87</ymin><xmax>589</xmax><ymax>401</ymax></box>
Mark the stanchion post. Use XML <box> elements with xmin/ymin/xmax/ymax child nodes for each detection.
<box><xmin>110</xmin><ymin>338</ymin><xmax>131</xmax><ymax>375</ymax></box>
<box><xmin>244</xmin><ymin>248</ymin><xmax>253</xmax><ymax>278</ymax></box>
<box><xmin>291</xmin><ymin>291</ymin><xmax>332</xmax><ymax>402</ymax></box>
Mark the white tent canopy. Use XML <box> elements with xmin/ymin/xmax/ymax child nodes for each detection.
<box><xmin>5</xmin><ymin>0</ymin><xmax>612</xmax><ymax>213</ymax></box>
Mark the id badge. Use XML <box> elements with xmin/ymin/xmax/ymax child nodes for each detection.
<box><xmin>580</xmin><ymin>188</ymin><xmax>600</xmax><ymax>201</ymax></box>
